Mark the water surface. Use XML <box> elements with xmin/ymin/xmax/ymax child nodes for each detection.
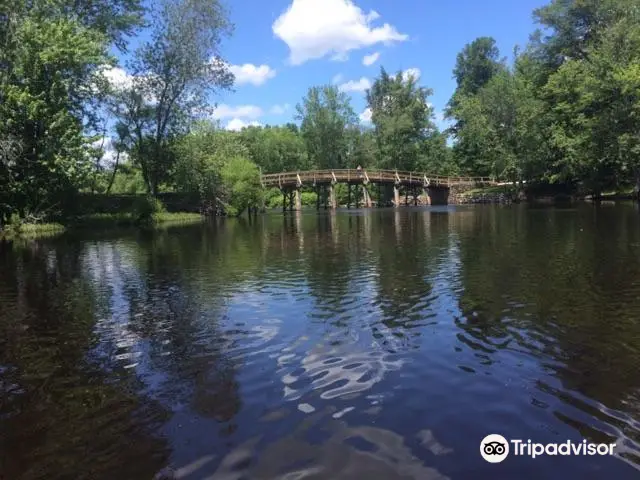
<box><xmin>1</xmin><ymin>205</ymin><xmax>640</xmax><ymax>479</ymax></box>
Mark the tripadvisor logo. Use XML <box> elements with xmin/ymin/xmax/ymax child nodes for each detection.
<box><xmin>480</xmin><ymin>434</ymin><xmax>616</xmax><ymax>463</ymax></box>
<box><xmin>480</xmin><ymin>434</ymin><xmax>509</xmax><ymax>463</ymax></box>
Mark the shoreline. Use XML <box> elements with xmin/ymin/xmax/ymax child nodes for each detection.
<box><xmin>0</xmin><ymin>212</ymin><xmax>203</xmax><ymax>241</ymax></box>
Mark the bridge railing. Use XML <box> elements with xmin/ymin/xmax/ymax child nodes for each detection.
<box><xmin>261</xmin><ymin>169</ymin><xmax>495</xmax><ymax>187</ymax></box>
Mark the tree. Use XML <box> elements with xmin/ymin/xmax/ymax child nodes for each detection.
<box><xmin>450</xmin><ymin>62</ymin><xmax>547</xmax><ymax>179</ymax></box>
<box><xmin>0</xmin><ymin>15</ymin><xmax>109</xmax><ymax>218</ymax></box>
<box><xmin>541</xmin><ymin>4</ymin><xmax>640</xmax><ymax>195</ymax></box>
<box><xmin>345</xmin><ymin>126</ymin><xmax>377</xmax><ymax>169</ymax></box>
<box><xmin>451</xmin><ymin>37</ymin><xmax>504</xmax><ymax>101</ymax></box>
<box><xmin>532</xmin><ymin>0</ymin><xmax>628</xmax><ymax>68</ymax></box>
<box><xmin>220</xmin><ymin>157</ymin><xmax>262</xmax><ymax>216</ymax></box>
<box><xmin>239</xmin><ymin>125</ymin><xmax>309</xmax><ymax>173</ymax></box>
<box><xmin>296</xmin><ymin>85</ymin><xmax>357</xmax><ymax>169</ymax></box>
<box><xmin>447</xmin><ymin>38</ymin><xmax>512</xmax><ymax>177</ymax></box>
<box><xmin>366</xmin><ymin>68</ymin><xmax>436</xmax><ymax>171</ymax></box>
<box><xmin>419</xmin><ymin>130</ymin><xmax>457</xmax><ymax>175</ymax></box>
<box><xmin>173</xmin><ymin>121</ymin><xmax>249</xmax><ymax>203</ymax></box>
<box><xmin>112</xmin><ymin>0</ymin><xmax>233</xmax><ymax>195</ymax></box>
<box><xmin>0</xmin><ymin>0</ymin><xmax>144</xmax><ymax>222</ymax></box>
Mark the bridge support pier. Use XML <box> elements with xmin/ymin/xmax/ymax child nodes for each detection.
<box><xmin>294</xmin><ymin>188</ymin><xmax>302</xmax><ymax>211</ymax></box>
<box><xmin>393</xmin><ymin>185</ymin><xmax>401</xmax><ymax>207</ymax></box>
<box><xmin>329</xmin><ymin>183</ymin><xmax>337</xmax><ymax>209</ymax></box>
<box><xmin>281</xmin><ymin>188</ymin><xmax>300</xmax><ymax>212</ymax></box>
<box><xmin>347</xmin><ymin>184</ymin><xmax>352</xmax><ymax>209</ymax></box>
<box><xmin>362</xmin><ymin>185</ymin><xmax>372</xmax><ymax>208</ymax></box>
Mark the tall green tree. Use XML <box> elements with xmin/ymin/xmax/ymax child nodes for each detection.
<box><xmin>447</xmin><ymin>38</ymin><xmax>506</xmax><ymax>176</ymax></box>
<box><xmin>452</xmin><ymin>37</ymin><xmax>504</xmax><ymax>98</ymax></box>
<box><xmin>0</xmin><ymin>0</ymin><xmax>144</xmax><ymax>223</ymax></box>
<box><xmin>541</xmin><ymin>2</ymin><xmax>640</xmax><ymax>194</ymax></box>
<box><xmin>366</xmin><ymin>68</ymin><xmax>436</xmax><ymax>171</ymax></box>
<box><xmin>296</xmin><ymin>85</ymin><xmax>357</xmax><ymax>169</ymax></box>
<box><xmin>112</xmin><ymin>0</ymin><xmax>233</xmax><ymax>195</ymax></box>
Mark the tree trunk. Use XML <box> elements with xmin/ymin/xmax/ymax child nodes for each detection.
<box><xmin>105</xmin><ymin>151</ymin><xmax>121</xmax><ymax>195</ymax></box>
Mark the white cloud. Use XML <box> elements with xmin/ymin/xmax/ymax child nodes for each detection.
<box><xmin>363</xmin><ymin>52</ymin><xmax>380</xmax><ymax>66</ymax></box>
<box><xmin>98</xmin><ymin>65</ymin><xmax>161</xmax><ymax>104</ymax></box>
<box><xmin>331</xmin><ymin>52</ymin><xmax>350</xmax><ymax>62</ymax></box>
<box><xmin>226</xmin><ymin>119</ymin><xmax>262</xmax><ymax>131</ymax></box>
<box><xmin>332</xmin><ymin>73</ymin><xmax>344</xmax><ymax>85</ymax></box>
<box><xmin>402</xmin><ymin>68</ymin><xmax>421</xmax><ymax>82</ymax></box>
<box><xmin>359</xmin><ymin>107</ymin><xmax>372</xmax><ymax>123</ymax></box>
<box><xmin>273</xmin><ymin>0</ymin><xmax>408</xmax><ymax>65</ymax></box>
<box><xmin>229</xmin><ymin>63</ymin><xmax>276</xmax><ymax>86</ymax></box>
<box><xmin>99</xmin><ymin>65</ymin><xmax>134</xmax><ymax>91</ymax></box>
<box><xmin>211</xmin><ymin>104</ymin><xmax>263</xmax><ymax>120</ymax></box>
<box><xmin>339</xmin><ymin>77</ymin><xmax>371</xmax><ymax>93</ymax></box>
<box><xmin>270</xmin><ymin>103</ymin><xmax>291</xmax><ymax>115</ymax></box>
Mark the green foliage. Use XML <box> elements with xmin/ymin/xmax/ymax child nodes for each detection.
<box><xmin>300</xmin><ymin>191</ymin><xmax>318</xmax><ymax>206</ymax></box>
<box><xmin>109</xmin><ymin>167</ymin><xmax>148</xmax><ymax>194</ymax></box>
<box><xmin>173</xmin><ymin>121</ymin><xmax>249</xmax><ymax>202</ymax></box>
<box><xmin>445</xmin><ymin>1</ymin><xmax>640</xmax><ymax>193</ymax></box>
<box><xmin>4</xmin><ymin>0</ymin><xmax>640</xmax><ymax>217</ymax></box>
<box><xmin>220</xmin><ymin>157</ymin><xmax>262</xmax><ymax>216</ymax></box>
<box><xmin>0</xmin><ymin>14</ymin><xmax>109</xmax><ymax>217</ymax></box>
<box><xmin>452</xmin><ymin>37</ymin><xmax>505</xmax><ymax>97</ymax></box>
<box><xmin>296</xmin><ymin>85</ymin><xmax>358</xmax><ymax>169</ymax></box>
<box><xmin>239</xmin><ymin>125</ymin><xmax>309</xmax><ymax>173</ymax></box>
<box><xmin>533</xmin><ymin>0</ymin><xmax>640</xmax><ymax>192</ymax></box>
<box><xmin>0</xmin><ymin>0</ymin><xmax>144</xmax><ymax>223</ymax></box>
<box><xmin>132</xmin><ymin>195</ymin><xmax>166</xmax><ymax>224</ymax></box>
<box><xmin>345</xmin><ymin>126</ymin><xmax>377</xmax><ymax>169</ymax></box>
<box><xmin>264</xmin><ymin>188</ymin><xmax>283</xmax><ymax>209</ymax></box>
<box><xmin>366</xmin><ymin>68</ymin><xmax>441</xmax><ymax>171</ymax></box>
<box><xmin>110</xmin><ymin>0</ymin><xmax>233</xmax><ymax>195</ymax></box>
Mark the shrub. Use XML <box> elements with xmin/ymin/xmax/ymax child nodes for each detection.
<box><xmin>220</xmin><ymin>157</ymin><xmax>262</xmax><ymax>216</ymax></box>
<box><xmin>300</xmin><ymin>191</ymin><xmax>317</xmax><ymax>206</ymax></box>
<box><xmin>132</xmin><ymin>196</ymin><xmax>166</xmax><ymax>224</ymax></box>
<box><xmin>5</xmin><ymin>212</ymin><xmax>23</xmax><ymax>234</ymax></box>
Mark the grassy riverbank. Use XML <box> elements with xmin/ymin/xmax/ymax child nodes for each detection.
<box><xmin>0</xmin><ymin>212</ymin><xmax>203</xmax><ymax>240</ymax></box>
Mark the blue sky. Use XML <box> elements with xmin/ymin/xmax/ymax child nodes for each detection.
<box><xmin>110</xmin><ymin>0</ymin><xmax>547</xmax><ymax>132</ymax></box>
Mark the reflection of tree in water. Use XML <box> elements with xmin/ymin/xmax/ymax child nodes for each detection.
<box><xmin>372</xmin><ymin>211</ymin><xmax>450</xmax><ymax>343</ymax></box>
<box><xmin>303</xmin><ymin>214</ymin><xmax>356</xmax><ymax>321</ymax></box>
<box><xmin>453</xmin><ymin>205</ymin><xmax>640</xmax><ymax>456</ymax></box>
<box><xmin>0</xmin><ymin>242</ymin><xmax>170</xmax><ymax>479</ymax></box>
<box><xmin>92</xmin><ymin>227</ymin><xmax>248</xmax><ymax>425</ymax></box>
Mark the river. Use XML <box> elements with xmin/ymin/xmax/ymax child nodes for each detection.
<box><xmin>1</xmin><ymin>204</ymin><xmax>640</xmax><ymax>479</ymax></box>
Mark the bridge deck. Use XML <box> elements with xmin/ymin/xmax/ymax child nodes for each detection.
<box><xmin>261</xmin><ymin>169</ymin><xmax>494</xmax><ymax>189</ymax></box>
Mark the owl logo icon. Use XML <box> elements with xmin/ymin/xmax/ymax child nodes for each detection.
<box><xmin>480</xmin><ymin>434</ymin><xmax>510</xmax><ymax>463</ymax></box>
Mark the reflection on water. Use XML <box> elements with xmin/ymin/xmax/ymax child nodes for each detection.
<box><xmin>1</xmin><ymin>204</ymin><xmax>640</xmax><ymax>479</ymax></box>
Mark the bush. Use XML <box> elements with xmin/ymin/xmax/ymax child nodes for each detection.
<box><xmin>264</xmin><ymin>188</ymin><xmax>282</xmax><ymax>209</ymax></box>
<box><xmin>220</xmin><ymin>157</ymin><xmax>262</xmax><ymax>216</ymax></box>
<box><xmin>132</xmin><ymin>196</ymin><xmax>166</xmax><ymax>224</ymax></box>
<box><xmin>300</xmin><ymin>191</ymin><xmax>317</xmax><ymax>206</ymax></box>
<box><xmin>5</xmin><ymin>212</ymin><xmax>23</xmax><ymax>234</ymax></box>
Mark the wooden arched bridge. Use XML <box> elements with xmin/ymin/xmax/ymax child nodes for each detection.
<box><xmin>260</xmin><ymin>169</ymin><xmax>496</xmax><ymax>210</ymax></box>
